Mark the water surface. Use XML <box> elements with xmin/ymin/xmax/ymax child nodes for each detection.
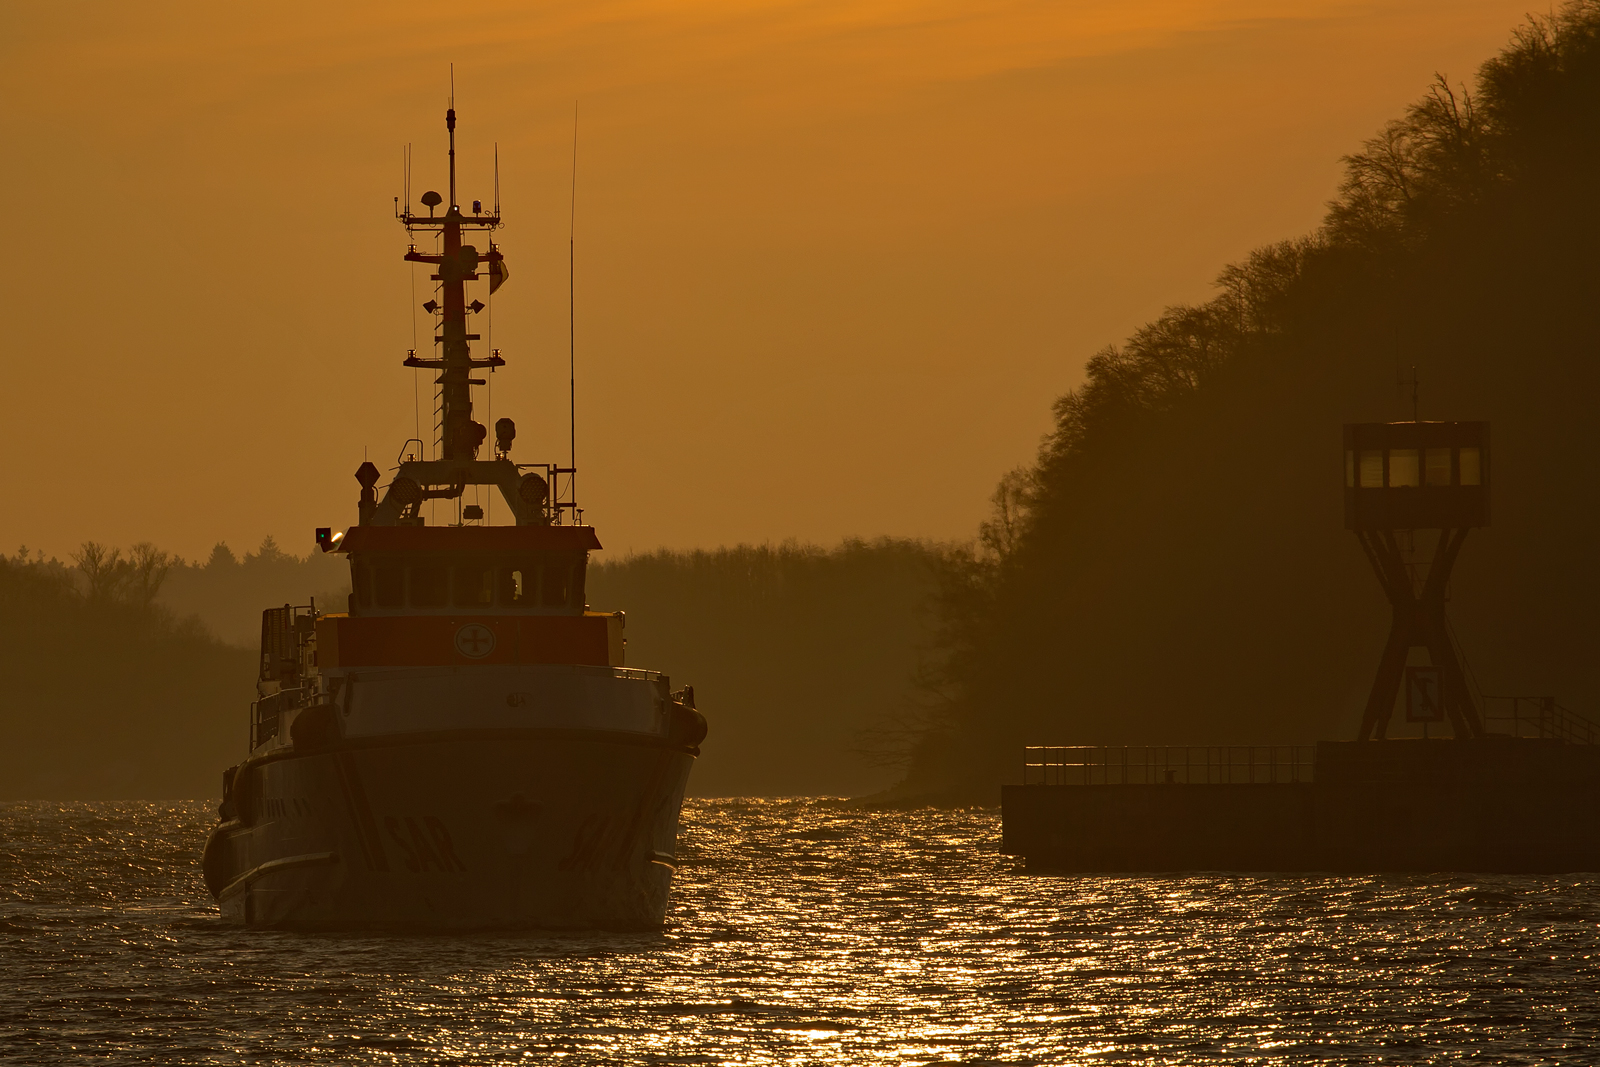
<box><xmin>3</xmin><ymin>799</ymin><xmax>1597</xmax><ymax>1064</ymax></box>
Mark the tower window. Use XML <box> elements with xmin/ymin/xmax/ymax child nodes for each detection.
<box><xmin>1388</xmin><ymin>449</ymin><xmax>1420</xmax><ymax>487</ymax></box>
<box><xmin>1359</xmin><ymin>450</ymin><xmax>1383</xmax><ymax>488</ymax></box>
<box><xmin>1425</xmin><ymin>448</ymin><xmax>1452</xmax><ymax>486</ymax></box>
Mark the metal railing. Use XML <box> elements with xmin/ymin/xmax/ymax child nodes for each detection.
<box><xmin>605</xmin><ymin>667</ymin><xmax>664</xmax><ymax>682</ymax></box>
<box><xmin>251</xmin><ymin>685</ymin><xmax>312</xmax><ymax>750</ymax></box>
<box><xmin>250</xmin><ymin>699</ymin><xmax>277</xmax><ymax>750</ymax></box>
<box><xmin>1023</xmin><ymin>745</ymin><xmax>1316</xmax><ymax>786</ymax></box>
<box><xmin>1481</xmin><ymin>696</ymin><xmax>1599</xmax><ymax>745</ymax></box>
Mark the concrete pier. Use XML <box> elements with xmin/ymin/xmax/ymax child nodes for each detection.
<box><xmin>1002</xmin><ymin>738</ymin><xmax>1600</xmax><ymax>873</ymax></box>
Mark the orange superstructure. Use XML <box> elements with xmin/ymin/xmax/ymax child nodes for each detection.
<box><xmin>316</xmin><ymin>613</ymin><xmax>620</xmax><ymax>669</ymax></box>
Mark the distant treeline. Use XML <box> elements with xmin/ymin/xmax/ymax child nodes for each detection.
<box><xmin>896</xmin><ymin>2</ymin><xmax>1600</xmax><ymax>800</ymax></box>
<box><xmin>588</xmin><ymin>539</ymin><xmax>940</xmax><ymax>797</ymax></box>
<box><xmin>0</xmin><ymin>538</ymin><xmax>939</xmax><ymax>799</ymax></box>
<box><xmin>159</xmin><ymin>537</ymin><xmax>351</xmax><ymax>646</ymax></box>
<box><xmin>0</xmin><ymin>547</ymin><xmax>253</xmax><ymax>799</ymax></box>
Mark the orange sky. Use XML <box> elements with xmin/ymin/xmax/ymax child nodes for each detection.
<box><xmin>1</xmin><ymin>0</ymin><xmax>1537</xmax><ymax>562</ymax></box>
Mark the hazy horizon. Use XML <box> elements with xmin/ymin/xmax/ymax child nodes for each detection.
<box><xmin>2</xmin><ymin>0</ymin><xmax>1534</xmax><ymax>563</ymax></box>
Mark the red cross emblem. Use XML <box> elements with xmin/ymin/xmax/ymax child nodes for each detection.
<box><xmin>454</xmin><ymin>623</ymin><xmax>496</xmax><ymax>659</ymax></box>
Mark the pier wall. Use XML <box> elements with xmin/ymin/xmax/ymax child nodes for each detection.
<box><xmin>1003</xmin><ymin>741</ymin><xmax>1600</xmax><ymax>873</ymax></box>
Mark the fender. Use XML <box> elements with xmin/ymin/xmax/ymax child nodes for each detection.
<box><xmin>290</xmin><ymin>703</ymin><xmax>341</xmax><ymax>751</ymax></box>
<box><xmin>667</xmin><ymin>700</ymin><xmax>708</xmax><ymax>754</ymax></box>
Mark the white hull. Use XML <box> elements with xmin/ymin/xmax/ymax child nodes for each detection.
<box><xmin>204</xmin><ymin>665</ymin><xmax>699</xmax><ymax>930</ymax></box>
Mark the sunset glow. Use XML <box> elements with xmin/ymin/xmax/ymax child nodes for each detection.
<box><xmin>2</xmin><ymin>0</ymin><xmax>1534</xmax><ymax>559</ymax></box>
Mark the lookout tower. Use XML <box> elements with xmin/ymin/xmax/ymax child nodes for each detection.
<box><xmin>1000</xmin><ymin>418</ymin><xmax>1600</xmax><ymax>875</ymax></box>
<box><xmin>1344</xmin><ymin>421</ymin><xmax>1490</xmax><ymax>741</ymax></box>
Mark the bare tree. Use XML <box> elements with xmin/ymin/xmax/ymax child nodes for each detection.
<box><xmin>72</xmin><ymin>542</ymin><xmax>130</xmax><ymax>602</ymax></box>
<box><xmin>70</xmin><ymin>541</ymin><xmax>171</xmax><ymax>606</ymax></box>
<box><xmin>127</xmin><ymin>543</ymin><xmax>173</xmax><ymax>607</ymax></box>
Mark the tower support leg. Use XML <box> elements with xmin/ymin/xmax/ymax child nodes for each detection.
<box><xmin>1354</xmin><ymin>527</ymin><xmax>1483</xmax><ymax>741</ymax></box>
<box><xmin>1360</xmin><ymin>622</ymin><xmax>1412</xmax><ymax>741</ymax></box>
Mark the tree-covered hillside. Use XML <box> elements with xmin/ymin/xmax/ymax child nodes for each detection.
<box><xmin>899</xmin><ymin>3</ymin><xmax>1600</xmax><ymax>799</ymax></box>
<box><xmin>0</xmin><ymin>549</ymin><xmax>255</xmax><ymax>799</ymax></box>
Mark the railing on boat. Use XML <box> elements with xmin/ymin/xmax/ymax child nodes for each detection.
<box><xmin>1022</xmin><ymin>745</ymin><xmax>1316</xmax><ymax>786</ymax></box>
<box><xmin>251</xmin><ymin>685</ymin><xmax>312</xmax><ymax>749</ymax></box>
<box><xmin>248</xmin><ymin>666</ymin><xmax>668</xmax><ymax>750</ymax></box>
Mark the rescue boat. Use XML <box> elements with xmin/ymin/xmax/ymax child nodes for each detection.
<box><xmin>200</xmin><ymin>106</ymin><xmax>706</xmax><ymax>930</ymax></box>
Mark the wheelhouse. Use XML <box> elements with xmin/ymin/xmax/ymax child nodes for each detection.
<box><xmin>335</xmin><ymin>525</ymin><xmax>602</xmax><ymax>616</ymax></box>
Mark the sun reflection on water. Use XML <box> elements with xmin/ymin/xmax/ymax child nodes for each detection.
<box><xmin>2</xmin><ymin>798</ymin><xmax>1600</xmax><ymax>1063</ymax></box>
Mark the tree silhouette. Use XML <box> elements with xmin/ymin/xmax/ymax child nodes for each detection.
<box><xmin>897</xmin><ymin>1</ymin><xmax>1600</xmax><ymax>798</ymax></box>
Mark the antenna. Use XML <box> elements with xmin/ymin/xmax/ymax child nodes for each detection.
<box><xmin>1390</xmin><ymin>323</ymin><xmax>1420</xmax><ymax>424</ymax></box>
<box><xmin>569</xmin><ymin>101</ymin><xmax>578</xmax><ymax>491</ymax></box>
<box><xmin>494</xmin><ymin>142</ymin><xmax>500</xmax><ymax>216</ymax></box>
<box><xmin>1399</xmin><ymin>364</ymin><xmax>1420</xmax><ymax>423</ymax></box>
<box><xmin>447</xmin><ymin>66</ymin><xmax>457</xmax><ymax>208</ymax></box>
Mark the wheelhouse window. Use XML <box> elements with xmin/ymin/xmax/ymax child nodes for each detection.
<box><xmin>542</xmin><ymin>564</ymin><xmax>571</xmax><ymax>608</ymax></box>
<box><xmin>488</xmin><ymin>557</ymin><xmax>585</xmax><ymax>609</ymax></box>
<box><xmin>375</xmin><ymin>567</ymin><xmax>406</xmax><ymax>608</ymax></box>
<box><xmin>504</xmin><ymin>566</ymin><xmax>537</xmax><ymax>607</ymax></box>
<box><xmin>410</xmin><ymin>565</ymin><xmax>448</xmax><ymax>607</ymax></box>
<box><xmin>1459</xmin><ymin>446</ymin><xmax>1482</xmax><ymax>485</ymax></box>
<box><xmin>454</xmin><ymin>565</ymin><xmax>495</xmax><ymax>607</ymax></box>
<box><xmin>353</xmin><ymin>565</ymin><xmax>373</xmax><ymax>608</ymax></box>
<box><xmin>352</xmin><ymin>551</ymin><xmax>587</xmax><ymax>611</ymax></box>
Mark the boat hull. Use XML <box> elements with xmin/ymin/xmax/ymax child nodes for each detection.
<box><xmin>203</xmin><ymin>730</ymin><xmax>693</xmax><ymax>930</ymax></box>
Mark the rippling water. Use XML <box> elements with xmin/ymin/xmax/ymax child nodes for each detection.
<box><xmin>3</xmin><ymin>799</ymin><xmax>1599</xmax><ymax>1064</ymax></box>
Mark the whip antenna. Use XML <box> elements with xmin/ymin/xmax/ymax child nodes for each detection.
<box><xmin>569</xmin><ymin>101</ymin><xmax>578</xmax><ymax>494</ymax></box>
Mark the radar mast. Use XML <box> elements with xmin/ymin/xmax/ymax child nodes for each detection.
<box><xmin>349</xmin><ymin>106</ymin><xmax>580</xmax><ymax>529</ymax></box>
<box><xmin>398</xmin><ymin>106</ymin><xmax>507</xmax><ymax>464</ymax></box>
